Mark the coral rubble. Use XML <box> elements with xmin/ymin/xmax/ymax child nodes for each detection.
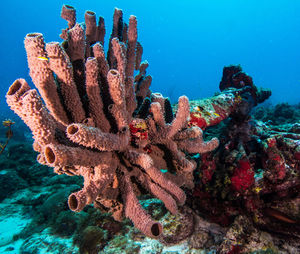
<box><xmin>6</xmin><ymin>5</ymin><xmax>219</xmax><ymax>238</ymax></box>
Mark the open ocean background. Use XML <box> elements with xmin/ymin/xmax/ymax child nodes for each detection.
<box><xmin>1</xmin><ymin>0</ymin><xmax>300</xmax><ymax>116</ymax></box>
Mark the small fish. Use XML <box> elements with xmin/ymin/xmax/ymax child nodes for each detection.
<box><xmin>264</xmin><ymin>208</ymin><xmax>297</xmax><ymax>224</ymax></box>
<box><xmin>194</xmin><ymin>105</ymin><xmax>205</xmax><ymax>112</ymax></box>
<box><xmin>37</xmin><ymin>56</ymin><xmax>49</xmax><ymax>61</ymax></box>
<box><xmin>203</xmin><ymin>111</ymin><xmax>212</xmax><ymax>117</ymax></box>
<box><xmin>253</xmin><ymin>186</ymin><xmax>262</xmax><ymax>193</ymax></box>
<box><xmin>2</xmin><ymin>119</ymin><xmax>15</xmax><ymax>127</ymax></box>
<box><xmin>213</xmin><ymin>112</ymin><xmax>220</xmax><ymax>117</ymax></box>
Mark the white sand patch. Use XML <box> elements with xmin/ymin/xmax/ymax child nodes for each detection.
<box><xmin>0</xmin><ymin>215</ymin><xmax>30</xmax><ymax>246</ymax></box>
<box><xmin>0</xmin><ymin>203</ymin><xmax>32</xmax><ymax>253</ymax></box>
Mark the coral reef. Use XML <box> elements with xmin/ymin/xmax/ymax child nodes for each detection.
<box><xmin>253</xmin><ymin>102</ymin><xmax>300</xmax><ymax>125</ymax></box>
<box><xmin>3</xmin><ymin>3</ymin><xmax>300</xmax><ymax>253</ymax></box>
<box><xmin>189</xmin><ymin>65</ymin><xmax>300</xmax><ymax>253</ymax></box>
<box><xmin>6</xmin><ymin>5</ymin><xmax>219</xmax><ymax>238</ymax></box>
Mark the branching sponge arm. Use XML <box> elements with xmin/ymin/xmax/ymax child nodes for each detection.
<box><xmin>24</xmin><ymin>33</ymin><xmax>69</xmax><ymax>125</ymax></box>
<box><xmin>121</xmin><ymin>173</ymin><xmax>163</xmax><ymax>238</ymax></box>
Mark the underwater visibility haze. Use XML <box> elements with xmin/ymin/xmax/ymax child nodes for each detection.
<box><xmin>0</xmin><ymin>0</ymin><xmax>300</xmax><ymax>253</ymax></box>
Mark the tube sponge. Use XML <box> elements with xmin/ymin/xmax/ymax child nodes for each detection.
<box><xmin>6</xmin><ymin>5</ymin><xmax>219</xmax><ymax>238</ymax></box>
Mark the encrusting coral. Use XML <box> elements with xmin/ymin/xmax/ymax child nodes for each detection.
<box><xmin>6</xmin><ymin>5</ymin><xmax>219</xmax><ymax>238</ymax></box>
<box><xmin>190</xmin><ymin>65</ymin><xmax>300</xmax><ymax>251</ymax></box>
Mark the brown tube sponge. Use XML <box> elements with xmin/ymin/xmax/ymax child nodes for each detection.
<box><xmin>167</xmin><ymin>96</ymin><xmax>190</xmax><ymax>138</ymax></box>
<box><xmin>135</xmin><ymin>41</ymin><xmax>143</xmax><ymax>70</ymax></box>
<box><xmin>61</xmin><ymin>4</ymin><xmax>76</xmax><ymax>29</ymax></box>
<box><xmin>46</xmin><ymin>41</ymin><xmax>85</xmax><ymax>123</ymax></box>
<box><xmin>177</xmin><ymin>137</ymin><xmax>219</xmax><ymax>154</ymax></box>
<box><xmin>107</xmin><ymin>69</ymin><xmax>125</xmax><ymax>106</ymax></box>
<box><xmin>68</xmin><ymin>189</ymin><xmax>88</xmax><ymax>212</ymax></box>
<box><xmin>139</xmin><ymin>174</ymin><xmax>179</xmax><ymax>214</ymax></box>
<box><xmin>92</xmin><ymin>42</ymin><xmax>109</xmax><ymax>79</ymax></box>
<box><xmin>85</xmin><ymin>57</ymin><xmax>110</xmax><ymax>132</ymax></box>
<box><xmin>67</xmin><ymin>24</ymin><xmax>86</xmax><ymax>62</ymax></box>
<box><xmin>24</xmin><ymin>33</ymin><xmax>69</xmax><ymax>125</ymax></box>
<box><xmin>44</xmin><ymin>144</ymin><xmax>109</xmax><ymax>167</ymax></box>
<box><xmin>68</xmin><ymin>180</ymin><xmax>101</xmax><ymax>212</ymax></box>
<box><xmin>111</xmin><ymin>8</ymin><xmax>123</xmax><ymax>39</ymax></box>
<box><xmin>85</xmin><ymin>10</ymin><xmax>97</xmax><ymax>43</ymax></box>
<box><xmin>96</xmin><ymin>17</ymin><xmax>105</xmax><ymax>45</ymax></box>
<box><xmin>124</xmin><ymin>76</ymin><xmax>137</xmax><ymax>117</ymax></box>
<box><xmin>121</xmin><ymin>174</ymin><xmax>163</xmax><ymax>238</ymax></box>
<box><xmin>126</xmin><ymin>15</ymin><xmax>137</xmax><ymax>78</ymax></box>
<box><xmin>15</xmin><ymin>89</ymin><xmax>59</xmax><ymax>148</ymax></box>
<box><xmin>6</xmin><ymin>79</ymin><xmax>31</xmax><ymax>120</ymax></box>
<box><xmin>66</xmin><ymin>123</ymin><xmax>129</xmax><ymax>151</ymax></box>
<box><xmin>136</xmin><ymin>75</ymin><xmax>152</xmax><ymax>100</ymax></box>
<box><xmin>111</xmin><ymin>38</ymin><xmax>126</xmax><ymax>84</ymax></box>
<box><xmin>7</xmin><ymin>6</ymin><xmax>221</xmax><ymax>239</ymax></box>
<box><xmin>150</xmin><ymin>102</ymin><xmax>166</xmax><ymax>127</ymax></box>
<box><xmin>126</xmin><ymin>151</ymin><xmax>186</xmax><ymax>205</ymax></box>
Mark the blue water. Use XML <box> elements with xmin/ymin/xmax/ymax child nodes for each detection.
<box><xmin>1</xmin><ymin>0</ymin><xmax>300</xmax><ymax>117</ymax></box>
